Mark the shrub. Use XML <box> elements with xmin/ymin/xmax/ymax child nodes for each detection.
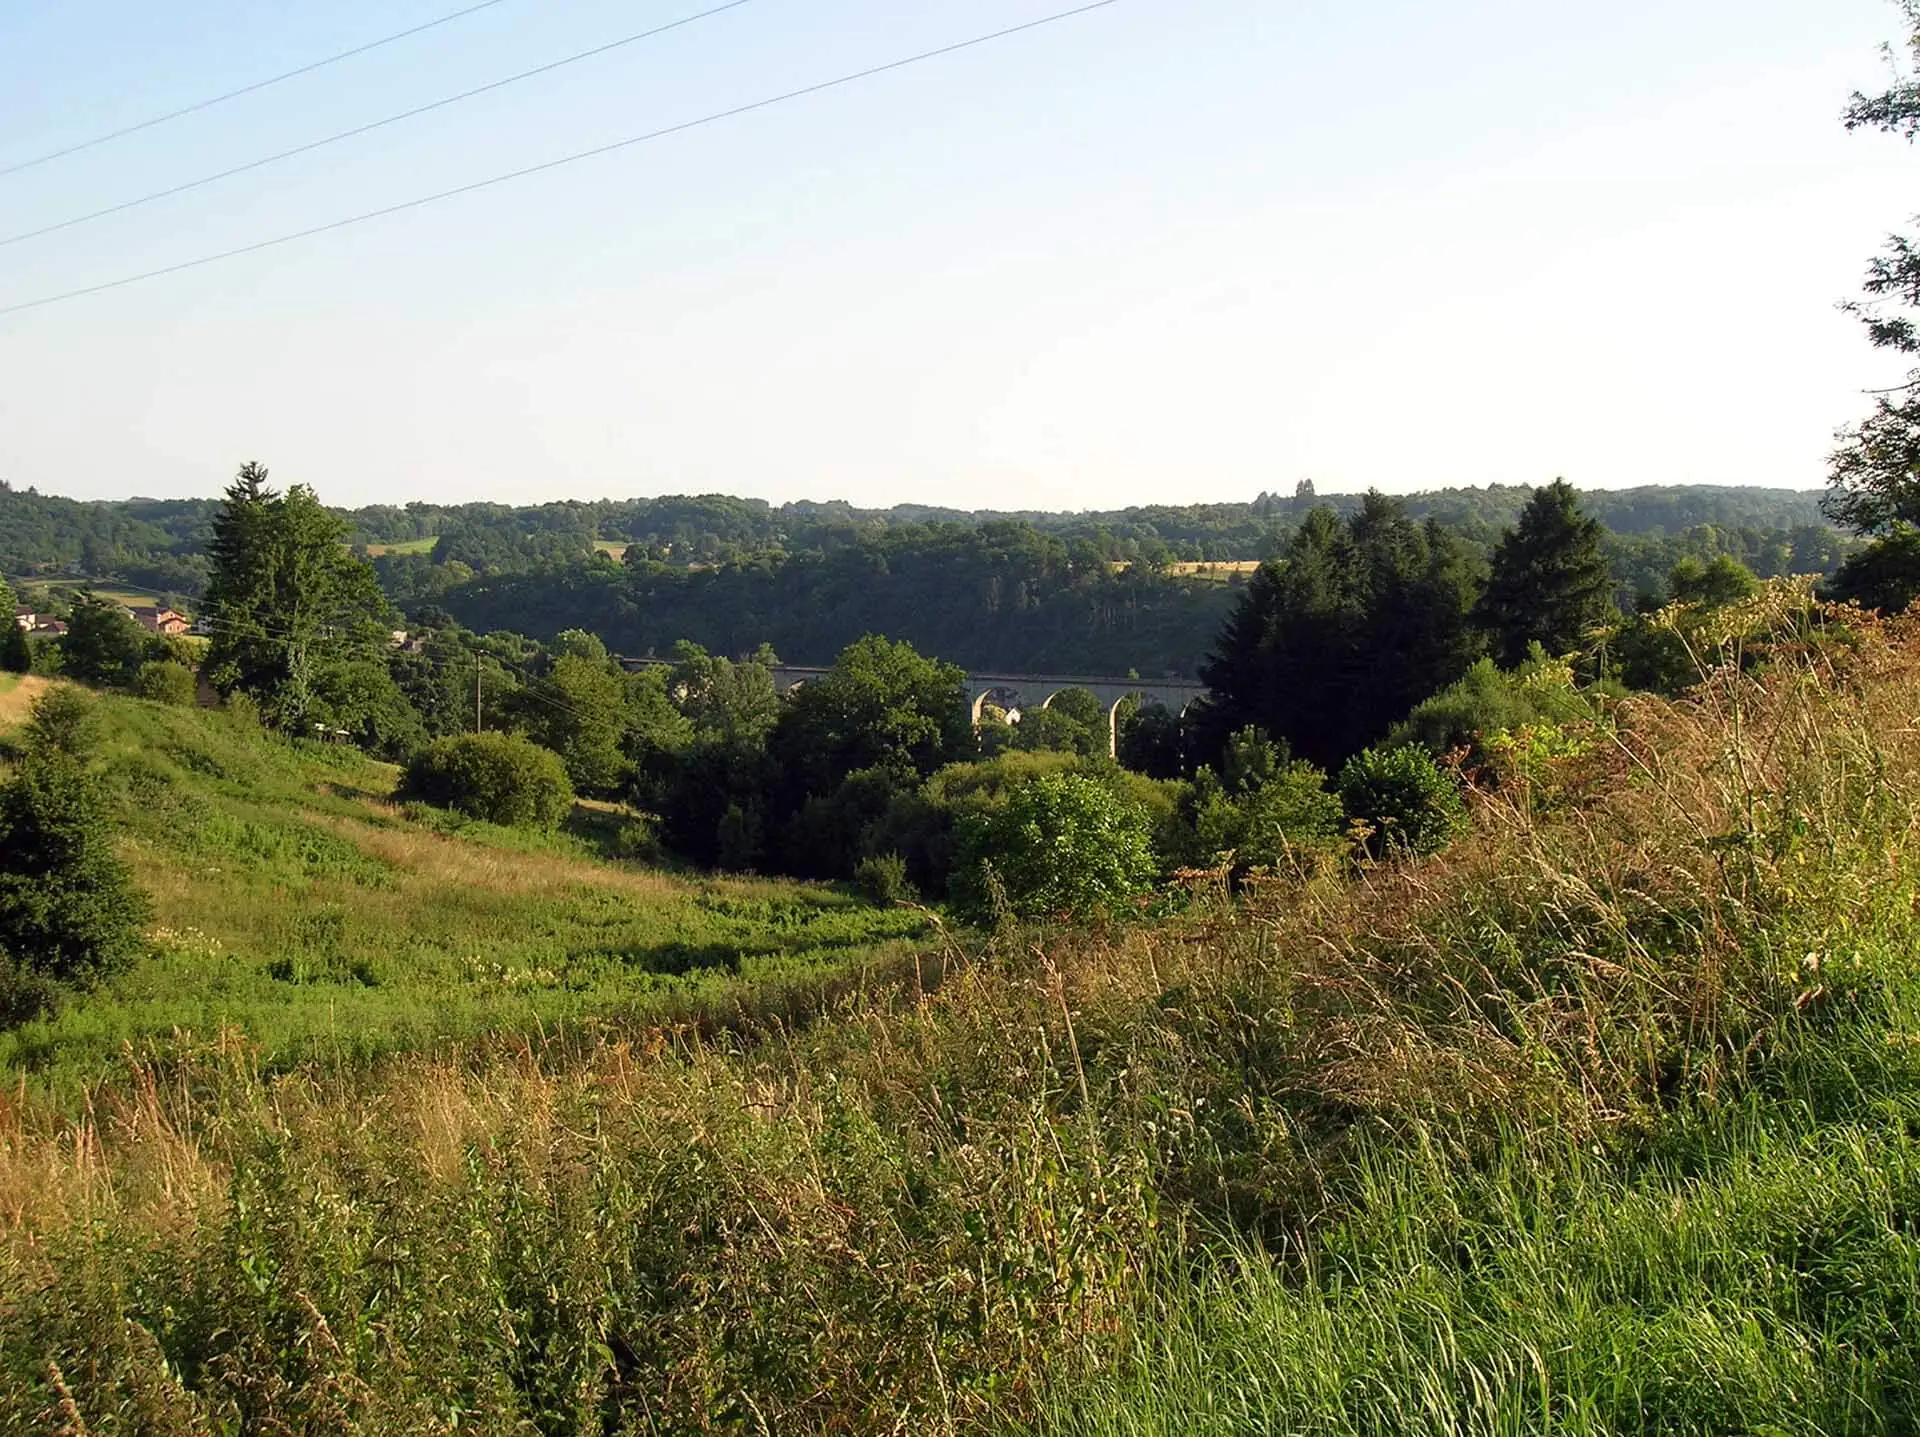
<box><xmin>400</xmin><ymin>732</ymin><xmax>574</xmax><ymax>830</ymax></box>
<box><xmin>854</xmin><ymin>852</ymin><xmax>915</xmax><ymax>905</ymax></box>
<box><xmin>20</xmin><ymin>685</ymin><xmax>99</xmax><ymax>759</ymax></box>
<box><xmin>0</xmin><ymin>617</ymin><xmax>29</xmax><ymax>675</ymax></box>
<box><xmin>1389</xmin><ymin>653</ymin><xmax>1598</xmax><ymax>761</ymax></box>
<box><xmin>1338</xmin><ymin>743</ymin><xmax>1468</xmax><ymax>858</ymax></box>
<box><xmin>1186</xmin><ymin>760</ymin><xmax>1344</xmax><ymax>874</ymax></box>
<box><xmin>952</xmin><ymin>772</ymin><xmax>1157</xmax><ymax>923</ymax></box>
<box><xmin>132</xmin><ymin>659</ymin><xmax>197</xmax><ymax>707</ymax></box>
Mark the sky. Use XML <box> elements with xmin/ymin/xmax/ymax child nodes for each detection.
<box><xmin>0</xmin><ymin>0</ymin><xmax>1914</xmax><ymax>511</ymax></box>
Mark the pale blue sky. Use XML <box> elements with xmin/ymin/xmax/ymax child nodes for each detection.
<box><xmin>0</xmin><ymin>0</ymin><xmax>1912</xmax><ymax>509</ymax></box>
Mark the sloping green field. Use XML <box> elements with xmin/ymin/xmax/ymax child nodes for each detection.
<box><xmin>0</xmin><ymin>690</ymin><xmax>931</xmax><ymax>1088</ymax></box>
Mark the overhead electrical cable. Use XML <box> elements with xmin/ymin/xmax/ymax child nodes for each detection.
<box><xmin>0</xmin><ymin>0</ymin><xmax>762</xmax><ymax>250</ymax></box>
<box><xmin>0</xmin><ymin>0</ymin><xmax>520</xmax><ymax>180</ymax></box>
<box><xmin>0</xmin><ymin>0</ymin><xmax>1124</xmax><ymax>319</ymax></box>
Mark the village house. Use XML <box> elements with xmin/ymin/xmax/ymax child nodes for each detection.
<box><xmin>127</xmin><ymin>604</ymin><xmax>191</xmax><ymax>637</ymax></box>
<box><xmin>14</xmin><ymin>607</ymin><xmax>67</xmax><ymax>636</ymax></box>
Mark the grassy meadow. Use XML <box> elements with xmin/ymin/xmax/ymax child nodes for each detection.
<box><xmin>0</xmin><ymin>690</ymin><xmax>932</xmax><ymax>1091</ymax></box>
<box><xmin>360</xmin><ymin>537</ymin><xmax>439</xmax><ymax>557</ymax></box>
<box><xmin>7</xmin><ymin>616</ymin><xmax>1920</xmax><ymax>1430</ymax></box>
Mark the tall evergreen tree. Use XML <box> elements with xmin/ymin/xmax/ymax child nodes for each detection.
<box><xmin>1198</xmin><ymin>496</ymin><xmax>1482</xmax><ymax>770</ymax></box>
<box><xmin>0</xmin><ymin>691</ymin><xmax>149</xmax><ymax>1004</ymax></box>
<box><xmin>1473</xmin><ymin>480</ymin><xmax>1615</xmax><ymax>667</ymax></box>
<box><xmin>203</xmin><ymin>463</ymin><xmax>393</xmax><ymax>730</ymax></box>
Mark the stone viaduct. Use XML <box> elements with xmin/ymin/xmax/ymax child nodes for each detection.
<box><xmin>618</xmin><ymin>658</ymin><xmax>1207</xmax><ymax>756</ymax></box>
<box><xmin>766</xmin><ymin>665</ymin><xmax>1207</xmax><ymax>758</ymax></box>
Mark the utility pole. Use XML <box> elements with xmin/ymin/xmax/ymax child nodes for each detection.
<box><xmin>475</xmin><ymin>653</ymin><xmax>483</xmax><ymax>734</ymax></box>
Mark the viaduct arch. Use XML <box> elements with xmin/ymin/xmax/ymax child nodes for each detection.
<box><xmin>617</xmin><ymin>658</ymin><xmax>1208</xmax><ymax>758</ymax></box>
<box><xmin>767</xmin><ymin>665</ymin><xmax>1207</xmax><ymax>758</ymax></box>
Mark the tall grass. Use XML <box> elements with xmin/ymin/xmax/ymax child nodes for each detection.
<box><xmin>5</xmin><ymin>611</ymin><xmax>1920</xmax><ymax>1431</ymax></box>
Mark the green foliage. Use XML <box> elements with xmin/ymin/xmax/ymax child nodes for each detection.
<box><xmin>1825</xmin><ymin>17</ymin><xmax>1920</xmax><ymax>539</ymax></box>
<box><xmin>1338</xmin><ymin>743</ymin><xmax>1468</xmax><ymax>858</ymax></box>
<box><xmin>23</xmin><ymin>685</ymin><xmax>100</xmax><ymax>758</ymax></box>
<box><xmin>400</xmin><ymin>732</ymin><xmax>575</xmax><ymax>830</ymax></box>
<box><xmin>311</xmin><ymin>658</ymin><xmax>424</xmax><ymax>759</ymax></box>
<box><xmin>1826</xmin><ymin>528</ymin><xmax>1920</xmax><ymax>613</ymax></box>
<box><xmin>0</xmin><ymin>577</ymin><xmax>26</xmax><ymax>676</ymax></box>
<box><xmin>1199</xmin><ymin>495</ymin><xmax>1483</xmax><ymax>770</ymax></box>
<box><xmin>1013</xmin><ymin>687</ymin><xmax>1108</xmax><ymax>759</ymax></box>
<box><xmin>1116</xmin><ymin>699</ymin><xmax>1187</xmax><ymax>778</ymax></box>
<box><xmin>0</xmin><ymin>693</ymin><xmax>150</xmax><ymax>1017</ymax></box>
<box><xmin>1389</xmin><ymin>651</ymin><xmax>1597</xmax><ymax>760</ymax></box>
<box><xmin>0</xmin><ymin>620</ymin><xmax>27</xmax><ymax>676</ymax></box>
<box><xmin>1667</xmin><ymin>552</ymin><xmax>1759</xmax><ymax>607</ymax></box>
<box><xmin>854</xmin><ymin>851</ymin><xmax>915</xmax><ymax>905</ymax></box>
<box><xmin>783</xmin><ymin>764</ymin><xmax>918</xmax><ymax>880</ymax></box>
<box><xmin>12</xmin><ymin>622</ymin><xmax>1920</xmax><ymax>1431</ymax></box>
<box><xmin>1013</xmin><ymin>704</ymin><xmax>1101</xmax><ymax>758</ymax></box>
<box><xmin>1474</xmin><ymin>480</ymin><xmax>1616</xmax><ymax>666</ymax></box>
<box><xmin>0</xmin><ymin>691</ymin><xmax>932</xmax><ymax>1083</ymax></box>
<box><xmin>1184</xmin><ymin>735</ymin><xmax>1344</xmax><ymax>875</ymax></box>
<box><xmin>131</xmin><ymin>659</ymin><xmax>197</xmax><ymax>707</ymax></box>
<box><xmin>771</xmin><ymin>635</ymin><xmax>973</xmax><ymax>801</ymax></box>
<box><xmin>952</xmin><ymin>772</ymin><xmax>1157</xmax><ymax>922</ymax></box>
<box><xmin>512</xmin><ymin>652</ymin><xmax>631</xmax><ymax>794</ymax></box>
<box><xmin>60</xmin><ymin>590</ymin><xmax>152</xmax><ymax>686</ymax></box>
<box><xmin>202</xmin><ymin>463</ymin><xmax>398</xmax><ymax>731</ymax></box>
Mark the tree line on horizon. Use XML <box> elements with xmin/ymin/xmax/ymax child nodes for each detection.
<box><xmin>3</xmin><ymin>461</ymin><xmax>1825</xmax><ymax>925</ymax></box>
<box><xmin>0</xmin><ymin>480</ymin><xmax>1847</xmax><ymax>675</ymax></box>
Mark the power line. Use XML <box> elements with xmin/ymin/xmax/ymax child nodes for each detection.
<box><xmin>0</xmin><ymin>0</ymin><xmax>519</xmax><ymax>181</ymax></box>
<box><xmin>0</xmin><ymin>0</ymin><xmax>761</xmax><ymax>251</ymax></box>
<box><xmin>181</xmin><ymin>605</ymin><xmax>621</xmax><ymax>733</ymax></box>
<box><xmin>0</xmin><ymin>0</ymin><xmax>1125</xmax><ymax>319</ymax></box>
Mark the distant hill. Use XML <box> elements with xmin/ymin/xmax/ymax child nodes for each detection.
<box><xmin>0</xmin><ymin>480</ymin><xmax>1845</xmax><ymax>676</ymax></box>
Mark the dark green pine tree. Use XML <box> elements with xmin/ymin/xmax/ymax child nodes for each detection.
<box><xmin>1199</xmin><ymin>498</ymin><xmax>1483</xmax><ymax>771</ymax></box>
<box><xmin>0</xmin><ymin>694</ymin><xmax>150</xmax><ymax>998</ymax></box>
<box><xmin>202</xmin><ymin>461</ymin><xmax>283</xmax><ymax>698</ymax></box>
<box><xmin>1474</xmin><ymin>480</ymin><xmax>1616</xmax><ymax>667</ymax></box>
<box><xmin>1198</xmin><ymin>507</ymin><xmax>1363</xmax><ymax>771</ymax></box>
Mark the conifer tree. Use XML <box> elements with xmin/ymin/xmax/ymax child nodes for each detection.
<box><xmin>0</xmin><ymin>691</ymin><xmax>149</xmax><ymax>1003</ymax></box>
<box><xmin>1473</xmin><ymin>480</ymin><xmax>1615</xmax><ymax>667</ymax></box>
<box><xmin>203</xmin><ymin>462</ymin><xmax>393</xmax><ymax>729</ymax></box>
<box><xmin>1198</xmin><ymin>497</ymin><xmax>1482</xmax><ymax>770</ymax></box>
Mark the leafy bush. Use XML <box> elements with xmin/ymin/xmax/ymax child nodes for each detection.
<box><xmin>400</xmin><ymin>732</ymin><xmax>575</xmax><ymax>830</ymax></box>
<box><xmin>854</xmin><ymin>852</ymin><xmax>915</xmax><ymax>905</ymax></box>
<box><xmin>132</xmin><ymin>659</ymin><xmax>197</xmax><ymax>707</ymax></box>
<box><xmin>19</xmin><ymin>685</ymin><xmax>99</xmax><ymax>758</ymax></box>
<box><xmin>1338</xmin><ymin>744</ymin><xmax>1468</xmax><ymax>858</ymax></box>
<box><xmin>951</xmin><ymin>772</ymin><xmax>1157</xmax><ymax>923</ymax></box>
<box><xmin>1389</xmin><ymin>653</ymin><xmax>1597</xmax><ymax>761</ymax></box>
<box><xmin>1826</xmin><ymin>529</ymin><xmax>1920</xmax><ymax>614</ymax></box>
<box><xmin>1186</xmin><ymin>759</ymin><xmax>1344</xmax><ymax>874</ymax></box>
